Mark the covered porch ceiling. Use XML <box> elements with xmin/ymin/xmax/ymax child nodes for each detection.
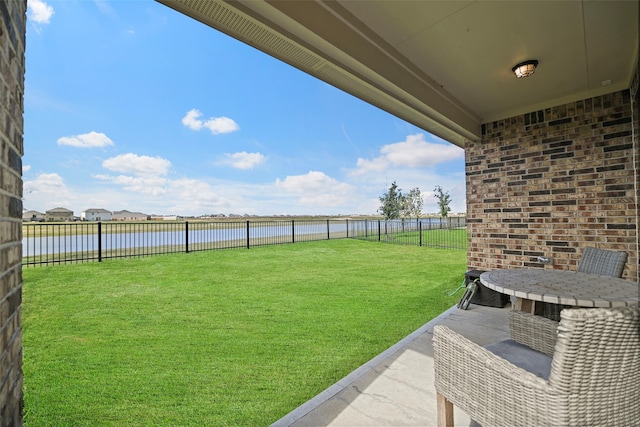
<box><xmin>157</xmin><ymin>0</ymin><xmax>639</xmax><ymax>148</ymax></box>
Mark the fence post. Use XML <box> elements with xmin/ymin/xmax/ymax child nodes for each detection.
<box><xmin>292</xmin><ymin>219</ymin><xmax>295</xmax><ymax>243</ymax></box>
<box><xmin>346</xmin><ymin>219</ymin><xmax>349</xmax><ymax>238</ymax></box>
<box><xmin>419</xmin><ymin>221</ymin><xmax>423</xmax><ymax>247</ymax></box>
<box><xmin>378</xmin><ymin>220</ymin><xmax>381</xmax><ymax>241</ymax></box>
<box><xmin>185</xmin><ymin>221</ymin><xmax>189</xmax><ymax>253</ymax></box>
<box><xmin>98</xmin><ymin>221</ymin><xmax>102</xmax><ymax>262</ymax></box>
<box><xmin>246</xmin><ymin>221</ymin><xmax>250</xmax><ymax>249</ymax></box>
<box><xmin>327</xmin><ymin>219</ymin><xmax>330</xmax><ymax>240</ymax></box>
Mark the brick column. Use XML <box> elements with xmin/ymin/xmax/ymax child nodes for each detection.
<box><xmin>0</xmin><ymin>1</ymin><xmax>25</xmax><ymax>425</ymax></box>
<box><xmin>633</xmin><ymin>59</ymin><xmax>640</xmax><ymax>283</ymax></box>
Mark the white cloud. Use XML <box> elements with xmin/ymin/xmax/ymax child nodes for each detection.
<box><xmin>352</xmin><ymin>157</ymin><xmax>390</xmax><ymax>175</ymax></box>
<box><xmin>182</xmin><ymin>109</ymin><xmax>203</xmax><ymax>131</ymax></box>
<box><xmin>182</xmin><ymin>109</ymin><xmax>239</xmax><ymax>135</ymax></box>
<box><xmin>93</xmin><ymin>173</ymin><xmax>168</xmax><ymax>196</ymax></box>
<box><xmin>27</xmin><ymin>0</ymin><xmax>54</xmax><ymax>24</ymax></box>
<box><xmin>296</xmin><ymin>192</ymin><xmax>351</xmax><ymax>207</ymax></box>
<box><xmin>219</xmin><ymin>152</ymin><xmax>265</xmax><ymax>170</ymax></box>
<box><xmin>97</xmin><ymin>177</ymin><xmax>238</xmax><ymax>215</ymax></box>
<box><xmin>23</xmin><ymin>173</ymin><xmax>73</xmax><ymax>209</ymax></box>
<box><xmin>204</xmin><ymin>117</ymin><xmax>239</xmax><ymax>135</ymax></box>
<box><xmin>97</xmin><ymin>153</ymin><xmax>173</xmax><ymax>197</ymax></box>
<box><xmin>23</xmin><ymin>171</ymin><xmax>169</xmax><ymax>215</ymax></box>
<box><xmin>168</xmin><ymin>179</ymin><xmax>226</xmax><ymax>204</ymax></box>
<box><xmin>23</xmin><ymin>165</ymin><xmax>31</xmax><ymax>173</ymax></box>
<box><xmin>351</xmin><ymin>133</ymin><xmax>464</xmax><ymax>175</ymax></box>
<box><xmin>163</xmin><ymin>179</ymin><xmax>250</xmax><ymax>216</ymax></box>
<box><xmin>94</xmin><ymin>0</ymin><xmax>114</xmax><ymax>16</ymax></box>
<box><xmin>381</xmin><ymin>133</ymin><xmax>463</xmax><ymax>167</ymax></box>
<box><xmin>109</xmin><ymin>175</ymin><xmax>168</xmax><ymax>196</ymax></box>
<box><xmin>102</xmin><ymin>153</ymin><xmax>171</xmax><ymax>176</ymax></box>
<box><xmin>24</xmin><ymin>172</ymin><xmax>66</xmax><ymax>194</ymax></box>
<box><xmin>276</xmin><ymin>171</ymin><xmax>354</xmax><ymax>207</ymax></box>
<box><xmin>57</xmin><ymin>131</ymin><xmax>114</xmax><ymax>148</ymax></box>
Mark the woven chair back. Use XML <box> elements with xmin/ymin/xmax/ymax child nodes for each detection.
<box><xmin>549</xmin><ymin>305</ymin><xmax>639</xmax><ymax>425</ymax></box>
<box><xmin>576</xmin><ymin>247</ymin><xmax>627</xmax><ymax>277</ymax></box>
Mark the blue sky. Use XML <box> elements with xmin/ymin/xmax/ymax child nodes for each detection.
<box><xmin>23</xmin><ymin>0</ymin><xmax>466</xmax><ymax>217</ymax></box>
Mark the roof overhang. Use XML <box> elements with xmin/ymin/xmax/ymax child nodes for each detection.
<box><xmin>157</xmin><ymin>1</ymin><xmax>639</xmax><ymax>148</ymax></box>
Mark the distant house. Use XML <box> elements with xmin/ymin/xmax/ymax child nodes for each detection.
<box><xmin>45</xmin><ymin>207</ymin><xmax>74</xmax><ymax>222</ymax></box>
<box><xmin>22</xmin><ymin>210</ymin><xmax>45</xmax><ymax>222</ymax></box>
<box><xmin>112</xmin><ymin>210</ymin><xmax>149</xmax><ymax>221</ymax></box>
<box><xmin>81</xmin><ymin>208</ymin><xmax>112</xmax><ymax>221</ymax></box>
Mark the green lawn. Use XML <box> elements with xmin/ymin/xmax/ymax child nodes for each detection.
<box><xmin>23</xmin><ymin>239</ymin><xmax>465</xmax><ymax>426</ymax></box>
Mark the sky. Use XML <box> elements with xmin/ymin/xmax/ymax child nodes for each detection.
<box><xmin>23</xmin><ymin>0</ymin><xmax>466</xmax><ymax>217</ymax></box>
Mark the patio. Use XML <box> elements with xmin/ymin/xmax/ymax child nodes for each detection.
<box><xmin>272</xmin><ymin>303</ymin><xmax>512</xmax><ymax>427</ymax></box>
<box><xmin>0</xmin><ymin>1</ymin><xmax>637</xmax><ymax>424</ymax></box>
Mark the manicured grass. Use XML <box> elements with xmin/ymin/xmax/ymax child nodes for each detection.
<box><xmin>23</xmin><ymin>239</ymin><xmax>465</xmax><ymax>426</ymax></box>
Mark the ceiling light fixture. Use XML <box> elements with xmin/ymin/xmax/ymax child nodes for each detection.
<box><xmin>512</xmin><ymin>60</ymin><xmax>538</xmax><ymax>78</ymax></box>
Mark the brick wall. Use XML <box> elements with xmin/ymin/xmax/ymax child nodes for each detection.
<box><xmin>0</xmin><ymin>1</ymin><xmax>25</xmax><ymax>425</ymax></box>
<box><xmin>466</xmin><ymin>89</ymin><xmax>639</xmax><ymax>282</ymax></box>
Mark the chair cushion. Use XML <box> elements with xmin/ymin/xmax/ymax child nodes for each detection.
<box><xmin>485</xmin><ymin>339</ymin><xmax>552</xmax><ymax>380</ymax></box>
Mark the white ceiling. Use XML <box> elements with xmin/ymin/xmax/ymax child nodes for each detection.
<box><xmin>158</xmin><ymin>0</ymin><xmax>639</xmax><ymax>147</ymax></box>
<box><xmin>339</xmin><ymin>1</ymin><xmax>637</xmax><ymax>119</ymax></box>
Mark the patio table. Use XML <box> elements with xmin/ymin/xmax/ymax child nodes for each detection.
<box><xmin>479</xmin><ymin>269</ymin><xmax>639</xmax><ymax>314</ymax></box>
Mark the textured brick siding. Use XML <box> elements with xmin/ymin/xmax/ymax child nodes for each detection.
<box><xmin>467</xmin><ymin>90</ymin><xmax>639</xmax><ymax>281</ymax></box>
<box><xmin>0</xmin><ymin>1</ymin><xmax>25</xmax><ymax>425</ymax></box>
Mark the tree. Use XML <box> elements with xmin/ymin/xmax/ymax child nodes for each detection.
<box><xmin>378</xmin><ymin>181</ymin><xmax>403</xmax><ymax>220</ymax></box>
<box><xmin>433</xmin><ymin>185</ymin><xmax>452</xmax><ymax>219</ymax></box>
<box><xmin>402</xmin><ymin>187</ymin><xmax>423</xmax><ymax>220</ymax></box>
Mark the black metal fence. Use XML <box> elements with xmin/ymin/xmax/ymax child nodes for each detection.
<box><xmin>22</xmin><ymin>217</ymin><xmax>467</xmax><ymax>267</ymax></box>
<box><xmin>349</xmin><ymin>217</ymin><xmax>467</xmax><ymax>248</ymax></box>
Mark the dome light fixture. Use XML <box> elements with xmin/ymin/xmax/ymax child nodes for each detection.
<box><xmin>512</xmin><ymin>60</ymin><xmax>538</xmax><ymax>78</ymax></box>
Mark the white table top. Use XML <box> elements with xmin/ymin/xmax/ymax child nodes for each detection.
<box><xmin>480</xmin><ymin>268</ymin><xmax>639</xmax><ymax>308</ymax></box>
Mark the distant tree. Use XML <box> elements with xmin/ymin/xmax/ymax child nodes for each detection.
<box><xmin>378</xmin><ymin>181</ymin><xmax>403</xmax><ymax>220</ymax></box>
<box><xmin>433</xmin><ymin>185</ymin><xmax>452</xmax><ymax>220</ymax></box>
<box><xmin>402</xmin><ymin>187</ymin><xmax>423</xmax><ymax>220</ymax></box>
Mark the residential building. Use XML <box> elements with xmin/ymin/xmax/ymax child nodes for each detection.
<box><xmin>45</xmin><ymin>207</ymin><xmax>74</xmax><ymax>222</ymax></box>
<box><xmin>81</xmin><ymin>208</ymin><xmax>112</xmax><ymax>221</ymax></box>
<box><xmin>22</xmin><ymin>210</ymin><xmax>45</xmax><ymax>222</ymax></box>
<box><xmin>112</xmin><ymin>210</ymin><xmax>149</xmax><ymax>221</ymax></box>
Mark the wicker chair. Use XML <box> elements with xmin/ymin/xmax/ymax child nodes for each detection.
<box><xmin>543</xmin><ymin>247</ymin><xmax>628</xmax><ymax>321</ymax></box>
<box><xmin>508</xmin><ymin>310</ymin><xmax>557</xmax><ymax>356</ymax></box>
<box><xmin>576</xmin><ymin>246</ymin><xmax>628</xmax><ymax>277</ymax></box>
<box><xmin>433</xmin><ymin>304</ymin><xmax>639</xmax><ymax>427</ymax></box>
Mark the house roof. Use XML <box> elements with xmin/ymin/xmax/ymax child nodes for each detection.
<box><xmin>157</xmin><ymin>0</ymin><xmax>639</xmax><ymax>148</ymax></box>
<box><xmin>83</xmin><ymin>208</ymin><xmax>112</xmax><ymax>214</ymax></box>
<box><xmin>46</xmin><ymin>207</ymin><xmax>73</xmax><ymax>213</ymax></box>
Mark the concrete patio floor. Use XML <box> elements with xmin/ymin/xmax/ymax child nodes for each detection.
<box><xmin>272</xmin><ymin>303</ymin><xmax>512</xmax><ymax>427</ymax></box>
